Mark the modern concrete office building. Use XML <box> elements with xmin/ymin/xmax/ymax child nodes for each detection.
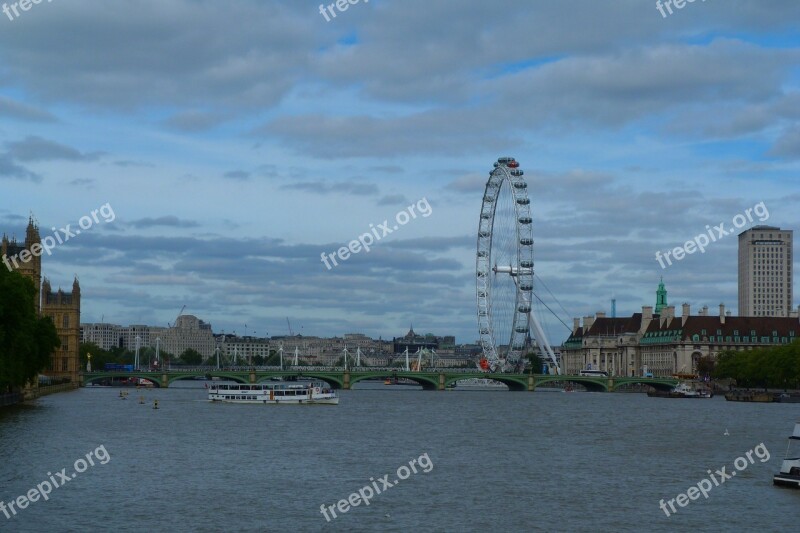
<box><xmin>738</xmin><ymin>226</ymin><xmax>793</xmax><ymax>316</ymax></box>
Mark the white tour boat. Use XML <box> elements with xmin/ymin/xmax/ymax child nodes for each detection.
<box><xmin>773</xmin><ymin>422</ymin><xmax>800</xmax><ymax>489</ymax></box>
<box><xmin>208</xmin><ymin>381</ymin><xmax>339</xmax><ymax>405</ymax></box>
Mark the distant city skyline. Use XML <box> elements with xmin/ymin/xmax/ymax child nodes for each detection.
<box><xmin>2</xmin><ymin>1</ymin><xmax>799</xmax><ymax>347</ymax></box>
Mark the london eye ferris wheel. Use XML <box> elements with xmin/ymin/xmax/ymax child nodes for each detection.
<box><xmin>476</xmin><ymin>156</ymin><xmax>560</xmax><ymax>374</ymax></box>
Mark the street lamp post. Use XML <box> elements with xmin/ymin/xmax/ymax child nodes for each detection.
<box><xmin>134</xmin><ymin>336</ymin><xmax>141</xmax><ymax>371</ymax></box>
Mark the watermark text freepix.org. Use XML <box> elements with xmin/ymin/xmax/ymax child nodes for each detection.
<box><xmin>656</xmin><ymin>0</ymin><xmax>708</xmax><ymax>19</ymax></box>
<box><xmin>318</xmin><ymin>0</ymin><xmax>367</xmax><ymax>22</ymax></box>
<box><xmin>2</xmin><ymin>0</ymin><xmax>53</xmax><ymax>22</ymax></box>
<box><xmin>655</xmin><ymin>201</ymin><xmax>768</xmax><ymax>269</ymax></box>
<box><xmin>2</xmin><ymin>203</ymin><xmax>115</xmax><ymax>272</ymax></box>
<box><xmin>319</xmin><ymin>452</ymin><xmax>433</xmax><ymax>522</ymax></box>
<box><xmin>1</xmin><ymin>445</ymin><xmax>111</xmax><ymax>520</ymax></box>
<box><xmin>320</xmin><ymin>197</ymin><xmax>432</xmax><ymax>270</ymax></box>
<box><xmin>659</xmin><ymin>442</ymin><xmax>769</xmax><ymax>517</ymax></box>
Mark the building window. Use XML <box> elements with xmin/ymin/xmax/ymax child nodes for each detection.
<box><xmin>62</xmin><ymin>358</ymin><xmax>68</xmax><ymax>371</ymax></box>
<box><xmin>63</xmin><ymin>315</ymin><xmax>70</xmax><ymax>328</ymax></box>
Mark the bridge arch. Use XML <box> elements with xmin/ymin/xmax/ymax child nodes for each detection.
<box><xmin>168</xmin><ymin>373</ymin><xmax>248</xmax><ymax>386</ymax></box>
<box><xmin>83</xmin><ymin>373</ymin><xmax>164</xmax><ymax>387</ymax></box>
<box><xmin>350</xmin><ymin>373</ymin><xmax>439</xmax><ymax>390</ymax></box>
<box><xmin>484</xmin><ymin>376</ymin><xmax>527</xmax><ymax>391</ymax></box>
<box><xmin>443</xmin><ymin>374</ymin><xmax>526</xmax><ymax>391</ymax></box>
<box><xmin>536</xmin><ymin>376</ymin><xmax>608</xmax><ymax>392</ymax></box>
<box><xmin>610</xmin><ymin>378</ymin><xmax>675</xmax><ymax>392</ymax></box>
<box><xmin>273</xmin><ymin>373</ymin><xmax>345</xmax><ymax>389</ymax></box>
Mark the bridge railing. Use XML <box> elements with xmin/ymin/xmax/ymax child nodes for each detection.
<box><xmin>86</xmin><ymin>366</ymin><xmax>489</xmax><ymax>373</ymax></box>
<box><xmin>82</xmin><ymin>367</ymin><xmax>675</xmax><ymax>379</ymax></box>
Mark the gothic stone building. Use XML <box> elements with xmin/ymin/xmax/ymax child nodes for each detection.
<box><xmin>1</xmin><ymin>218</ymin><xmax>81</xmax><ymax>384</ymax></box>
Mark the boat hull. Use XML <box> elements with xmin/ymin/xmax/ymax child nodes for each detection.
<box><xmin>773</xmin><ymin>474</ymin><xmax>800</xmax><ymax>488</ymax></box>
<box><xmin>210</xmin><ymin>397</ymin><xmax>339</xmax><ymax>405</ymax></box>
<box><xmin>647</xmin><ymin>391</ymin><xmax>712</xmax><ymax>398</ymax></box>
<box><xmin>207</xmin><ymin>382</ymin><xmax>339</xmax><ymax>405</ymax></box>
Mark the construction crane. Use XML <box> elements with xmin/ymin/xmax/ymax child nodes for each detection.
<box><xmin>169</xmin><ymin>305</ymin><xmax>186</xmax><ymax>328</ymax></box>
<box><xmin>286</xmin><ymin>317</ymin><xmax>294</xmax><ymax>336</ymax></box>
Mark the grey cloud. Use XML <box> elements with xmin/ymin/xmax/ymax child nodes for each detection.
<box><xmin>129</xmin><ymin>216</ymin><xmax>201</xmax><ymax>229</ymax></box>
<box><xmin>224</xmin><ymin>170</ymin><xmax>251</xmax><ymax>181</ymax></box>
<box><xmin>265</xmin><ymin>40</ymin><xmax>798</xmax><ymax>158</ymax></box>
<box><xmin>0</xmin><ymin>96</ymin><xmax>57</xmax><ymax>122</ymax></box>
<box><xmin>377</xmin><ymin>194</ymin><xmax>409</xmax><ymax>206</ymax></box>
<box><xmin>287</xmin><ymin>180</ymin><xmax>380</xmax><ymax>196</ymax></box>
<box><xmin>370</xmin><ymin>165</ymin><xmax>404</xmax><ymax>174</ymax></box>
<box><xmin>164</xmin><ymin>111</ymin><xmax>226</xmax><ymax>132</ymax></box>
<box><xmin>114</xmin><ymin>160</ymin><xmax>154</xmax><ymax>168</ymax></box>
<box><xmin>0</xmin><ymin>1</ymin><xmax>318</xmax><ymax>112</ymax></box>
<box><xmin>0</xmin><ymin>154</ymin><xmax>41</xmax><ymax>182</ymax></box>
<box><xmin>68</xmin><ymin>178</ymin><xmax>95</xmax><ymax>187</ymax></box>
<box><xmin>445</xmin><ymin>174</ymin><xmax>487</xmax><ymax>195</ymax></box>
<box><xmin>5</xmin><ymin>136</ymin><xmax>102</xmax><ymax>162</ymax></box>
<box><xmin>769</xmin><ymin>126</ymin><xmax>800</xmax><ymax>159</ymax></box>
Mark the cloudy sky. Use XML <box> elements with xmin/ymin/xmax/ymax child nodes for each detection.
<box><xmin>1</xmin><ymin>0</ymin><xmax>799</xmax><ymax>346</ymax></box>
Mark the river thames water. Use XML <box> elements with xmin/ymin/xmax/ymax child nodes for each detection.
<box><xmin>1</xmin><ymin>382</ymin><xmax>798</xmax><ymax>532</ymax></box>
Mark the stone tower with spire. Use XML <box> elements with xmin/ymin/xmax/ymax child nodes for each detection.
<box><xmin>655</xmin><ymin>277</ymin><xmax>668</xmax><ymax>315</ymax></box>
<box><xmin>1</xmin><ymin>216</ymin><xmax>42</xmax><ymax>312</ymax></box>
<box><xmin>2</xmin><ymin>216</ymin><xmax>81</xmax><ymax>384</ymax></box>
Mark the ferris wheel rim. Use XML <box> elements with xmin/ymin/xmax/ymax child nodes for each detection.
<box><xmin>476</xmin><ymin>156</ymin><xmax>534</xmax><ymax>370</ymax></box>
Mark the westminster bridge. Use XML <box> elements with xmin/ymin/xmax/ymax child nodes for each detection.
<box><xmin>80</xmin><ymin>367</ymin><xmax>679</xmax><ymax>392</ymax></box>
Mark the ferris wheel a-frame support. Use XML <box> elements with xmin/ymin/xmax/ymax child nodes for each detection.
<box><xmin>494</xmin><ymin>265</ymin><xmax>561</xmax><ymax>375</ymax></box>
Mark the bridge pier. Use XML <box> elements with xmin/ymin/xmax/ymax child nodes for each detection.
<box><xmin>249</xmin><ymin>371</ymin><xmax>256</xmax><ymax>384</ymax></box>
<box><xmin>438</xmin><ymin>373</ymin><xmax>445</xmax><ymax>391</ymax></box>
<box><xmin>528</xmin><ymin>375</ymin><xmax>535</xmax><ymax>391</ymax></box>
<box><xmin>343</xmin><ymin>371</ymin><xmax>350</xmax><ymax>390</ymax></box>
<box><xmin>161</xmin><ymin>374</ymin><xmax>168</xmax><ymax>388</ymax></box>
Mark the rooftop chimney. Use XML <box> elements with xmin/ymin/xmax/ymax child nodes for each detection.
<box><xmin>661</xmin><ymin>305</ymin><xmax>675</xmax><ymax>327</ymax></box>
<box><xmin>573</xmin><ymin>318</ymin><xmax>580</xmax><ymax>333</ymax></box>
<box><xmin>701</xmin><ymin>305</ymin><xmax>708</xmax><ymax>316</ymax></box>
<box><xmin>719</xmin><ymin>303</ymin><xmax>726</xmax><ymax>324</ymax></box>
<box><xmin>682</xmin><ymin>303</ymin><xmax>690</xmax><ymax>326</ymax></box>
<box><xmin>641</xmin><ymin>306</ymin><xmax>653</xmax><ymax>333</ymax></box>
<box><xmin>596</xmin><ymin>312</ymin><xmax>606</xmax><ymax>319</ymax></box>
<box><xmin>583</xmin><ymin>315</ymin><xmax>595</xmax><ymax>331</ymax></box>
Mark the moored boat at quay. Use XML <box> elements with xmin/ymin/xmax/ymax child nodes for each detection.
<box><xmin>773</xmin><ymin>422</ymin><xmax>800</xmax><ymax>489</ymax></box>
<box><xmin>723</xmin><ymin>390</ymin><xmax>800</xmax><ymax>403</ymax></box>
<box><xmin>208</xmin><ymin>382</ymin><xmax>338</xmax><ymax>405</ymax></box>
<box><xmin>647</xmin><ymin>381</ymin><xmax>713</xmax><ymax>398</ymax></box>
<box><xmin>725</xmin><ymin>390</ymin><xmax>773</xmax><ymax>402</ymax></box>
